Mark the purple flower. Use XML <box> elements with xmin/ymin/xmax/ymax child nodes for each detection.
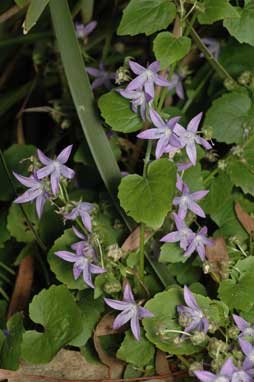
<box><xmin>13</xmin><ymin>172</ymin><xmax>49</xmax><ymax>218</ymax></box>
<box><xmin>86</xmin><ymin>62</ymin><xmax>115</xmax><ymax>90</ymax></box>
<box><xmin>75</xmin><ymin>21</ymin><xmax>97</xmax><ymax>40</ymax></box>
<box><xmin>176</xmin><ymin>162</ymin><xmax>193</xmax><ymax>171</ymax></box>
<box><xmin>184</xmin><ymin>227</ymin><xmax>214</xmax><ymax>261</ymax></box>
<box><xmin>174</xmin><ymin>113</ymin><xmax>212</xmax><ymax>165</ymax></box>
<box><xmin>104</xmin><ymin>283</ymin><xmax>153</xmax><ymax>341</ymax></box>
<box><xmin>168</xmin><ymin>73</ymin><xmax>185</xmax><ymax>100</ymax></box>
<box><xmin>119</xmin><ymin>89</ymin><xmax>151</xmax><ymax>121</ymax></box>
<box><xmin>160</xmin><ymin>212</ymin><xmax>194</xmax><ymax>250</ymax></box>
<box><xmin>55</xmin><ymin>233</ymin><xmax>106</xmax><ymax>289</ymax></box>
<box><xmin>195</xmin><ymin>358</ymin><xmax>236</xmax><ymax>382</ymax></box>
<box><xmin>201</xmin><ymin>38</ymin><xmax>220</xmax><ymax>60</ymax></box>
<box><xmin>233</xmin><ymin>315</ymin><xmax>254</xmax><ymax>338</ymax></box>
<box><xmin>177</xmin><ymin>285</ymin><xmax>209</xmax><ymax>334</ymax></box>
<box><xmin>137</xmin><ymin>109</ymin><xmax>181</xmax><ymax>159</ymax></box>
<box><xmin>239</xmin><ymin>338</ymin><xmax>254</xmax><ymax>371</ymax></box>
<box><xmin>127</xmin><ymin>60</ymin><xmax>170</xmax><ymax>99</ymax></box>
<box><xmin>36</xmin><ymin>145</ymin><xmax>75</xmax><ymax>196</ymax></box>
<box><xmin>173</xmin><ymin>175</ymin><xmax>208</xmax><ymax>219</ymax></box>
<box><xmin>64</xmin><ymin>202</ymin><xmax>94</xmax><ymax>232</ymax></box>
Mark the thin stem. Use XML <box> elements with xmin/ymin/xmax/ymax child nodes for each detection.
<box><xmin>177</xmin><ymin>355</ymin><xmax>190</xmax><ymax>369</ymax></box>
<box><xmin>0</xmin><ymin>150</ymin><xmax>47</xmax><ymax>252</ymax></box>
<box><xmin>190</xmin><ymin>27</ymin><xmax>237</xmax><ymax>84</ymax></box>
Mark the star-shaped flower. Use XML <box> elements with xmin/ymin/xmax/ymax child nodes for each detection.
<box><xmin>173</xmin><ymin>175</ymin><xmax>208</xmax><ymax>219</ymax></box>
<box><xmin>119</xmin><ymin>89</ymin><xmax>152</xmax><ymax>121</ymax></box>
<box><xmin>194</xmin><ymin>358</ymin><xmax>237</xmax><ymax>382</ymax></box>
<box><xmin>177</xmin><ymin>285</ymin><xmax>209</xmax><ymax>334</ymax></box>
<box><xmin>75</xmin><ymin>20</ymin><xmax>97</xmax><ymax>40</ymax></box>
<box><xmin>13</xmin><ymin>172</ymin><xmax>49</xmax><ymax>218</ymax></box>
<box><xmin>168</xmin><ymin>72</ymin><xmax>185</xmax><ymax>100</ymax></box>
<box><xmin>174</xmin><ymin>113</ymin><xmax>212</xmax><ymax>165</ymax></box>
<box><xmin>36</xmin><ymin>145</ymin><xmax>75</xmax><ymax>196</ymax></box>
<box><xmin>127</xmin><ymin>60</ymin><xmax>170</xmax><ymax>99</ymax></box>
<box><xmin>86</xmin><ymin>62</ymin><xmax>115</xmax><ymax>90</ymax></box>
<box><xmin>184</xmin><ymin>227</ymin><xmax>214</xmax><ymax>262</ymax></box>
<box><xmin>55</xmin><ymin>230</ymin><xmax>106</xmax><ymax>288</ymax></box>
<box><xmin>239</xmin><ymin>338</ymin><xmax>254</xmax><ymax>371</ymax></box>
<box><xmin>104</xmin><ymin>283</ymin><xmax>153</xmax><ymax>340</ymax></box>
<box><xmin>233</xmin><ymin>315</ymin><xmax>254</xmax><ymax>339</ymax></box>
<box><xmin>64</xmin><ymin>201</ymin><xmax>94</xmax><ymax>232</ymax></box>
<box><xmin>137</xmin><ymin>109</ymin><xmax>181</xmax><ymax>159</ymax></box>
<box><xmin>160</xmin><ymin>212</ymin><xmax>194</xmax><ymax>250</ymax></box>
<box><xmin>201</xmin><ymin>37</ymin><xmax>220</xmax><ymax>60</ymax></box>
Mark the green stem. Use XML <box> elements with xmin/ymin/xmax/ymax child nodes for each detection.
<box><xmin>190</xmin><ymin>27</ymin><xmax>237</xmax><ymax>84</ymax></box>
<box><xmin>177</xmin><ymin>355</ymin><xmax>190</xmax><ymax>370</ymax></box>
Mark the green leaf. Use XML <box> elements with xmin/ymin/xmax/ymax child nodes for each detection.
<box><xmin>153</xmin><ymin>32</ymin><xmax>191</xmax><ymax>69</ymax></box>
<box><xmin>227</xmin><ymin>136</ymin><xmax>254</xmax><ymax>196</ymax></box>
<box><xmin>48</xmin><ymin>229</ymin><xmax>87</xmax><ymax>290</ymax></box>
<box><xmin>7</xmin><ymin>203</ymin><xmax>39</xmax><ymax>243</ymax></box>
<box><xmin>219</xmin><ymin>42</ymin><xmax>254</xmax><ymax>77</ymax></box>
<box><xmin>219</xmin><ymin>271</ymin><xmax>254</xmax><ymax>312</ymax></box>
<box><xmin>143</xmin><ymin>287</ymin><xmax>228</xmax><ymax>355</ymax></box>
<box><xmin>159</xmin><ymin>243</ymin><xmax>186</xmax><ymax>264</ymax></box>
<box><xmin>14</xmin><ymin>0</ymin><xmax>27</xmax><ymax>6</ymax></box>
<box><xmin>167</xmin><ymin>261</ymin><xmax>202</xmax><ymax>285</ymax></box>
<box><xmin>117</xmin><ymin>329</ymin><xmax>155</xmax><ymax>368</ymax></box>
<box><xmin>197</xmin><ymin>0</ymin><xmax>239</xmax><ymax>24</ymax></box>
<box><xmin>0</xmin><ymin>211</ymin><xmax>10</xmax><ymax>248</ymax></box>
<box><xmin>39</xmin><ymin>203</ymin><xmax>64</xmax><ymax>247</ymax></box>
<box><xmin>21</xmin><ymin>285</ymin><xmax>82</xmax><ymax>364</ymax></box>
<box><xmin>182</xmin><ymin>164</ymin><xmax>204</xmax><ymax>192</ymax></box>
<box><xmin>224</xmin><ymin>3</ymin><xmax>254</xmax><ymax>47</ymax></box>
<box><xmin>0</xmin><ymin>313</ymin><xmax>24</xmax><ymax>370</ymax></box>
<box><xmin>202</xmin><ymin>173</ymin><xmax>247</xmax><ymax>239</ymax></box>
<box><xmin>203</xmin><ymin>90</ymin><xmax>254</xmax><ymax>144</ymax></box>
<box><xmin>98</xmin><ymin>91</ymin><xmax>143</xmax><ymax>133</ymax></box>
<box><xmin>69</xmin><ymin>290</ymin><xmax>104</xmax><ymax>347</ymax></box>
<box><xmin>117</xmin><ymin>0</ymin><xmax>176</xmax><ymax>36</ymax></box>
<box><xmin>0</xmin><ymin>144</ymin><xmax>36</xmax><ymax>201</ymax></box>
<box><xmin>23</xmin><ymin>0</ymin><xmax>50</xmax><ymax>34</ymax></box>
<box><xmin>118</xmin><ymin>159</ymin><xmax>176</xmax><ymax>229</ymax></box>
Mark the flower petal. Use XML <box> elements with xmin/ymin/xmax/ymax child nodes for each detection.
<box><xmin>89</xmin><ymin>263</ymin><xmax>106</xmax><ymax>274</ymax></box>
<box><xmin>144</xmin><ymin>79</ymin><xmax>154</xmax><ymax>99</ymax></box>
<box><xmin>191</xmin><ymin>190</ymin><xmax>209</xmax><ymax>201</ymax></box>
<box><xmin>57</xmin><ymin>145</ymin><xmax>73</xmax><ymax>163</ymax></box>
<box><xmin>112</xmin><ymin>309</ymin><xmax>133</xmax><ymax>329</ymax></box>
<box><xmin>37</xmin><ymin>165</ymin><xmax>53</xmax><ymax>179</ymax></box>
<box><xmin>35</xmin><ymin>194</ymin><xmax>46</xmax><ymax>218</ymax></box>
<box><xmin>127</xmin><ymin>75</ymin><xmax>146</xmax><ymax>91</ymax></box>
<box><xmin>160</xmin><ymin>231</ymin><xmax>180</xmax><ymax>243</ymax></box>
<box><xmin>183</xmin><ymin>285</ymin><xmax>199</xmax><ymax>310</ymax></box>
<box><xmin>13</xmin><ymin>172</ymin><xmax>37</xmax><ymax>187</ymax></box>
<box><xmin>137</xmin><ymin>128</ymin><xmax>161</xmax><ymax>140</ymax></box>
<box><xmin>186</xmin><ymin>142</ymin><xmax>197</xmax><ymax>165</ymax></box>
<box><xmin>233</xmin><ymin>314</ymin><xmax>249</xmax><ymax>332</ymax></box>
<box><xmin>129</xmin><ymin>60</ymin><xmax>145</xmax><ymax>75</ymax></box>
<box><xmin>104</xmin><ymin>298</ymin><xmax>130</xmax><ymax>311</ymax></box>
<box><xmin>187</xmin><ymin>112</ymin><xmax>203</xmax><ymax>133</ymax></box>
<box><xmin>149</xmin><ymin>109</ymin><xmax>166</xmax><ymax>129</ymax></box>
<box><xmin>130</xmin><ymin>313</ymin><xmax>141</xmax><ymax>340</ymax></box>
<box><xmin>123</xmin><ymin>283</ymin><xmax>135</xmax><ymax>302</ymax></box>
<box><xmin>188</xmin><ymin>200</ymin><xmax>206</xmax><ymax>218</ymax></box>
<box><xmin>148</xmin><ymin>61</ymin><xmax>160</xmax><ymax>72</ymax></box>
<box><xmin>138</xmin><ymin>306</ymin><xmax>154</xmax><ymax>319</ymax></box>
<box><xmin>50</xmin><ymin>173</ymin><xmax>60</xmax><ymax>195</ymax></box>
<box><xmin>55</xmin><ymin>250</ymin><xmax>77</xmax><ymax>262</ymax></box>
<box><xmin>194</xmin><ymin>371</ymin><xmax>216</xmax><ymax>382</ymax></box>
<box><xmin>14</xmin><ymin>188</ymin><xmax>42</xmax><ymax>204</ymax></box>
<box><xmin>37</xmin><ymin>149</ymin><xmax>51</xmax><ymax>165</ymax></box>
<box><xmin>81</xmin><ymin>211</ymin><xmax>92</xmax><ymax>232</ymax></box>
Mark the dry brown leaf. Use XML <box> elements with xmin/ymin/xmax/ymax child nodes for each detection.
<box><xmin>235</xmin><ymin>202</ymin><xmax>254</xmax><ymax>235</ymax></box>
<box><xmin>7</xmin><ymin>255</ymin><xmax>34</xmax><ymax>319</ymax></box>
<box><xmin>121</xmin><ymin>226</ymin><xmax>151</xmax><ymax>253</ymax></box>
<box><xmin>205</xmin><ymin>237</ymin><xmax>229</xmax><ymax>280</ymax></box>
<box><xmin>155</xmin><ymin>350</ymin><xmax>174</xmax><ymax>382</ymax></box>
<box><xmin>93</xmin><ymin>314</ymin><xmax>125</xmax><ymax>379</ymax></box>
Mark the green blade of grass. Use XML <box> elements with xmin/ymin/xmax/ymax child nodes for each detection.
<box><xmin>49</xmin><ymin>0</ymin><xmax>133</xmax><ymax>230</ymax></box>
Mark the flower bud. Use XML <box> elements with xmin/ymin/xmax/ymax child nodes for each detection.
<box><xmin>218</xmin><ymin>160</ymin><xmax>227</xmax><ymax>170</ymax></box>
<box><xmin>103</xmin><ymin>280</ymin><xmax>122</xmax><ymax>294</ymax></box>
<box><xmin>61</xmin><ymin>119</ymin><xmax>71</xmax><ymax>130</ymax></box>
<box><xmin>238</xmin><ymin>71</ymin><xmax>252</xmax><ymax>86</ymax></box>
<box><xmin>232</xmin><ymin>349</ymin><xmax>244</xmax><ymax>363</ymax></box>
<box><xmin>189</xmin><ymin>362</ymin><xmax>204</xmax><ymax>376</ymax></box>
<box><xmin>208</xmin><ymin>322</ymin><xmax>218</xmax><ymax>334</ymax></box>
<box><xmin>208</xmin><ymin>338</ymin><xmax>228</xmax><ymax>358</ymax></box>
<box><xmin>178</xmin><ymin>312</ymin><xmax>192</xmax><ymax>328</ymax></box>
<box><xmin>190</xmin><ymin>331</ymin><xmax>207</xmax><ymax>346</ymax></box>
<box><xmin>202</xmin><ymin>127</ymin><xmax>213</xmax><ymax>140</ymax></box>
<box><xmin>115</xmin><ymin>67</ymin><xmax>131</xmax><ymax>84</ymax></box>
<box><xmin>228</xmin><ymin>326</ymin><xmax>240</xmax><ymax>339</ymax></box>
<box><xmin>224</xmin><ymin>78</ymin><xmax>238</xmax><ymax>91</ymax></box>
<box><xmin>107</xmin><ymin>244</ymin><xmax>124</xmax><ymax>261</ymax></box>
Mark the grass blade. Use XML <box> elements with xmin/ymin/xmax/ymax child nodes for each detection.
<box><xmin>49</xmin><ymin>0</ymin><xmax>133</xmax><ymax>230</ymax></box>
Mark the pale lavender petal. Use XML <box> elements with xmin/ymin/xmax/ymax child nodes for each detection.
<box><xmin>194</xmin><ymin>371</ymin><xmax>216</xmax><ymax>382</ymax></box>
<box><xmin>119</xmin><ymin>89</ymin><xmax>137</xmax><ymax>100</ymax></box>
<box><xmin>14</xmin><ymin>188</ymin><xmax>42</xmax><ymax>204</ymax></box>
<box><xmin>186</xmin><ymin>142</ymin><xmax>197</xmax><ymax>165</ymax></box>
<box><xmin>35</xmin><ymin>194</ymin><xmax>46</xmax><ymax>218</ymax></box>
<box><xmin>154</xmin><ymin>75</ymin><xmax>170</xmax><ymax>87</ymax></box>
<box><xmin>176</xmin><ymin>162</ymin><xmax>193</xmax><ymax>171</ymax></box>
<box><xmin>104</xmin><ymin>298</ymin><xmax>130</xmax><ymax>311</ymax></box>
<box><xmin>174</xmin><ymin>212</ymin><xmax>184</xmax><ymax>231</ymax></box>
<box><xmin>184</xmin><ymin>240</ymin><xmax>196</xmax><ymax>257</ymax></box>
<box><xmin>197</xmin><ymin>244</ymin><xmax>206</xmax><ymax>261</ymax></box>
<box><xmin>130</xmin><ymin>313</ymin><xmax>140</xmax><ymax>340</ymax></box>
<box><xmin>113</xmin><ymin>309</ymin><xmax>133</xmax><ymax>329</ymax></box>
<box><xmin>221</xmin><ymin>358</ymin><xmax>236</xmax><ymax>377</ymax></box>
<box><xmin>140</xmin><ymin>102</ymin><xmax>146</xmax><ymax>121</ymax></box>
<box><xmin>149</xmin><ymin>109</ymin><xmax>166</xmax><ymax>129</ymax></box>
<box><xmin>123</xmin><ymin>283</ymin><xmax>135</xmax><ymax>302</ymax></box>
<box><xmin>57</xmin><ymin>145</ymin><xmax>73</xmax><ymax>163</ymax></box>
<box><xmin>89</xmin><ymin>264</ymin><xmax>106</xmax><ymax>274</ymax></box>
<box><xmin>86</xmin><ymin>67</ymin><xmax>102</xmax><ymax>77</ymax></box>
<box><xmin>191</xmin><ymin>190</ymin><xmax>209</xmax><ymax>200</ymax></box>
<box><xmin>55</xmin><ymin>250</ymin><xmax>77</xmax><ymax>262</ymax></box>
<box><xmin>148</xmin><ymin>61</ymin><xmax>160</xmax><ymax>72</ymax></box>
<box><xmin>239</xmin><ymin>338</ymin><xmax>253</xmax><ymax>356</ymax></box>
<box><xmin>51</xmin><ymin>173</ymin><xmax>60</xmax><ymax>195</ymax></box>
<box><xmin>82</xmin><ymin>20</ymin><xmax>97</xmax><ymax>36</ymax></box>
<box><xmin>188</xmin><ymin>200</ymin><xmax>206</xmax><ymax>218</ymax></box>
<box><xmin>174</xmin><ymin>123</ymin><xmax>186</xmax><ymax>136</ymax></box>
<box><xmin>184</xmin><ymin>286</ymin><xmax>199</xmax><ymax>310</ymax></box>
<box><xmin>167</xmin><ymin>116</ymin><xmax>181</xmax><ymax>130</ymax></box>
<box><xmin>203</xmin><ymin>237</ymin><xmax>214</xmax><ymax>247</ymax></box>
<box><xmin>144</xmin><ymin>79</ymin><xmax>154</xmax><ymax>99</ymax></box>
<box><xmin>81</xmin><ymin>212</ymin><xmax>92</xmax><ymax>232</ymax></box>
<box><xmin>233</xmin><ymin>315</ymin><xmax>249</xmax><ymax>332</ymax></box>
<box><xmin>196</xmin><ymin>136</ymin><xmax>212</xmax><ymax>150</ymax></box>
<box><xmin>92</xmin><ymin>77</ymin><xmax>105</xmax><ymax>89</ymax></box>
<box><xmin>187</xmin><ymin>112</ymin><xmax>203</xmax><ymax>133</ymax></box>
<box><xmin>138</xmin><ymin>306</ymin><xmax>154</xmax><ymax>318</ymax></box>
<box><xmin>176</xmin><ymin>82</ymin><xmax>185</xmax><ymax>100</ymax></box>
<box><xmin>176</xmin><ymin>174</ymin><xmax>184</xmax><ymax>191</ymax></box>
<box><xmin>73</xmin><ymin>263</ymin><xmax>82</xmax><ymax>280</ymax></box>
<box><xmin>177</xmin><ymin>204</ymin><xmax>188</xmax><ymax>220</ymax></box>
<box><xmin>129</xmin><ymin>61</ymin><xmax>145</xmax><ymax>75</ymax></box>
<box><xmin>37</xmin><ymin>165</ymin><xmax>52</xmax><ymax>179</ymax></box>
<box><xmin>137</xmin><ymin>128</ymin><xmax>161</xmax><ymax>140</ymax></box>
<box><xmin>13</xmin><ymin>172</ymin><xmax>37</xmax><ymax>187</ymax></box>
<box><xmin>64</xmin><ymin>208</ymin><xmax>79</xmax><ymax>221</ymax></box>
<box><xmin>72</xmin><ymin>226</ymin><xmax>85</xmax><ymax>240</ymax></box>
<box><xmin>155</xmin><ymin>136</ymin><xmax>168</xmax><ymax>159</ymax></box>
<box><xmin>127</xmin><ymin>75</ymin><xmax>146</xmax><ymax>91</ymax></box>
<box><xmin>160</xmin><ymin>231</ymin><xmax>180</xmax><ymax>243</ymax></box>
<box><xmin>83</xmin><ymin>262</ymin><xmax>94</xmax><ymax>288</ymax></box>
<box><xmin>37</xmin><ymin>149</ymin><xmax>51</xmax><ymax>165</ymax></box>
<box><xmin>200</xmin><ymin>227</ymin><xmax>208</xmax><ymax>236</ymax></box>
<box><xmin>169</xmin><ymin>134</ymin><xmax>181</xmax><ymax>148</ymax></box>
